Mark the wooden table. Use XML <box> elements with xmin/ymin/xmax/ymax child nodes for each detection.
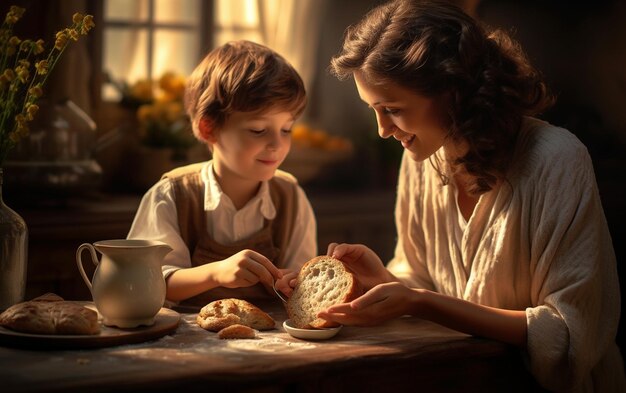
<box><xmin>0</xmin><ymin>300</ymin><xmax>545</xmax><ymax>393</ymax></box>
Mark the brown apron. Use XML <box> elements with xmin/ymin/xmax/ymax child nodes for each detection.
<box><xmin>162</xmin><ymin>162</ymin><xmax>298</xmax><ymax>306</ymax></box>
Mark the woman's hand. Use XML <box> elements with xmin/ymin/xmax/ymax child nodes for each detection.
<box><xmin>327</xmin><ymin>243</ymin><xmax>396</xmax><ymax>290</ymax></box>
<box><xmin>317</xmin><ymin>282</ymin><xmax>420</xmax><ymax>326</ymax></box>
<box><xmin>213</xmin><ymin>249</ymin><xmax>282</xmax><ymax>289</ymax></box>
<box><xmin>320</xmin><ymin>282</ymin><xmax>529</xmax><ymax>347</ymax></box>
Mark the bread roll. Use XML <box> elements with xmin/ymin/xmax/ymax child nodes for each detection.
<box><xmin>217</xmin><ymin>324</ymin><xmax>257</xmax><ymax>339</ymax></box>
<box><xmin>196</xmin><ymin>298</ymin><xmax>275</xmax><ymax>332</ymax></box>
<box><xmin>0</xmin><ymin>293</ymin><xmax>100</xmax><ymax>335</ymax></box>
<box><xmin>286</xmin><ymin>256</ymin><xmax>360</xmax><ymax>329</ymax></box>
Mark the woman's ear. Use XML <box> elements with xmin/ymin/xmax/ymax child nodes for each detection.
<box><xmin>198</xmin><ymin>117</ymin><xmax>218</xmax><ymax>143</ymax></box>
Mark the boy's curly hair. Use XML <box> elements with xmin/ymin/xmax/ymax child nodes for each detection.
<box><xmin>185</xmin><ymin>40</ymin><xmax>306</xmax><ymax>141</ymax></box>
<box><xmin>330</xmin><ymin>0</ymin><xmax>554</xmax><ymax>195</ymax></box>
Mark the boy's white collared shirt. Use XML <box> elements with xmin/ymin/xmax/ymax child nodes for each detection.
<box><xmin>128</xmin><ymin>161</ymin><xmax>317</xmax><ymax>279</ymax></box>
<box><xmin>203</xmin><ymin>161</ymin><xmax>276</xmax><ymax>244</ymax></box>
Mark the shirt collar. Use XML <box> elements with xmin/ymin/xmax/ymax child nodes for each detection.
<box><xmin>202</xmin><ymin>161</ymin><xmax>276</xmax><ymax>219</ymax></box>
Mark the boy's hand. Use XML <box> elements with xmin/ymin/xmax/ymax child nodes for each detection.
<box><xmin>214</xmin><ymin>249</ymin><xmax>282</xmax><ymax>289</ymax></box>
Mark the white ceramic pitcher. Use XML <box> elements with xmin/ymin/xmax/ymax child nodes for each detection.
<box><xmin>76</xmin><ymin>239</ymin><xmax>172</xmax><ymax>328</ymax></box>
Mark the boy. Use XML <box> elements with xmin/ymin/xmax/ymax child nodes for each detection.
<box><xmin>127</xmin><ymin>40</ymin><xmax>317</xmax><ymax>306</ymax></box>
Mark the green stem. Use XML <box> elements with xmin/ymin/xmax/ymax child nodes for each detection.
<box><xmin>37</xmin><ymin>22</ymin><xmax>82</xmax><ymax>88</ymax></box>
<box><xmin>0</xmin><ymin>16</ymin><xmax>91</xmax><ymax>166</ymax></box>
<box><xmin>0</xmin><ymin>21</ymin><xmax>12</xmax><ymax>72</ymax></box>
<box><xmin>21</xmin><ymin>47</ymin><xmax>37</xmax><ymax>109</ymax></box>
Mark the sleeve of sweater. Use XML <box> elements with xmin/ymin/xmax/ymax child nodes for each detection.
<box><xmin>386</xmin><ymin>152</ymin><xmax>436</xmax><ymax>291</ymax></box>
<box><xmin>524</xmin><ymin>131</ymin><xmax>620</xmax><ymax>391</ymax></box>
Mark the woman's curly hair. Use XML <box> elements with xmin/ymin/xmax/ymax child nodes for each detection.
<box><xmin>330</xmin><ymin>0</ymin><xmax>555</xmax><ymax>195</ymax></box>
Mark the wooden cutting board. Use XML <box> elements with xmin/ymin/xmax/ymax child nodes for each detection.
<box><xmin>0</xmin><ymin>303</ymin><xmax>180</xmax><ymax>350</ymax></box>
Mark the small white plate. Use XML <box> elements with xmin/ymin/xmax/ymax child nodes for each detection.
<box><xmin>283</xmin><ymin>319</ymin><xmax>342</xmax><ymax>340</ymax></box>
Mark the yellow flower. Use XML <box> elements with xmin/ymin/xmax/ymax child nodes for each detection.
<box><xmin>159</xmin><ymin>72</ymin><xmax>186</xmax><ymax>101</ymax></box>
<box><xmin>10</xmin><ymin>122</ymin><xmax>29</xmax><ymax>142</ymax></box>
<box><xmin>55</xmin><ymin>31</ymin><xmax>68</xmax><ymax>49</ymax></box>
<box><xmin>5</xmin><ymin>15</ymin><xmax>18</xmax><ymax>24</ymax></box>
<box><xmin>5</xmin><ymin>6</ymin><xmax>24</xmax><ymax>24</ymax></box>
<box><xmin>137</xmin><ymin>105</ymin><xmax>155</xmax><ymax>123</ymax></box>
<box><xmin>81</xmin><ymin>15</ymin><xmax>95</xmax><ymax>34</ymax></box>
<box><xmin>162</xmin><ymin>101</ymin><xmax>184</xmax><ymax>123</ymax></box>
<box><xmin>129</xmin><ymin>79</ymin><xmax>155</xmax><ymax>102</ymax></box>
<box><xmin>2</xmin><ymin>68</ymin><xmax>16</xmax><ymax>81</ymax></box>
<box><xmin>14</xmin><ymin>113</ymin><xmax>26</xmax><ymax>126</ymax></box>
<box><xmin>33</xmin><ymin>39</ymin><xmax>44</xmax><ymax>54</ymax></box>
<box><xmin>26</xmin><ymin>104</ymin><xmax>39</xmax><ymax>120</ymax></box>
<box><xmin>9</xmin><ymin>6</ymin><xmax>25</xmax><ymax>18</ymax></box>
<box><xmin>28</xmin><ymin>85</ymin><xmax>43</xmax><ymax>97</ymax></box>
<box><xmin>72</xmin><ymin>13</ymin><xmax>83</xmax><ymax>24</ymax></box>
<box><xmin>5</xmin><ymin>5</ymin><xmax>26</xmax><ymax>25</ymax></box>
<box><xmin>35</xmin><ymin>60</ymin><xmax>49</xmax><ymax>75</ymax></box>
<box><xmin>79</xmin><ymin>15</ymin><xmax>96</xmax><ymax>35</ymax></box>
<box><xmin>131</xmin><ymin>72</ymin><xmax>193</xmax><ymax>150</ymax></box>
<box><xmin>159</xmin><ymin>72</ymin><xmax>175</xmax><ymax>90</ymax></box>
<box><xmin>0</xmin><ymin>5</ymin><xmax>95</xmax><ymax>165</ymax></box>
<box><xmin>152</xmin><ymin>101</ymin><xmax>169</xmax><ymax>121</ymax></box>
<box><xmin>15</xmin><ymin>66</ymin><xmax>29</xmax><ymax>83</ymax></box>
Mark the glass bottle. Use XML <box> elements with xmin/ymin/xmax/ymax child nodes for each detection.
<box><xmin>0</xmin><ymin>168</ymin><xmax>28</xmax><ymax>311</ymax></box>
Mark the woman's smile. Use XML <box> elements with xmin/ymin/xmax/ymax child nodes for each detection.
<box><xmin>257</xmin><ymin>158</ymin><xmax>280</xmax><ymax>166</ymax></box>
<box><xmin>396</xmin><ymin>133</ymin><xmax>415</xmax><ymax>149</ymax></box>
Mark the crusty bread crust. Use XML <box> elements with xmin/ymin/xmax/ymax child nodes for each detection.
<box><xmin>196</xmin><ymin>298</ymin><xmax>275</xmax><ymax>332</ymax></box>
<box><xmin>217</xmin><ymin>323</ymin><xmax>257</xmax><ymax>339</ymax></box>
<box><xmin>286</xmin><ymin>256</ymin><xmax>360</xmax><ymax>329</ymax></box>
<box><xmin>0</xmin><ymin>293</ymin><xmax>100</xmax><ymax>335</ymax></box>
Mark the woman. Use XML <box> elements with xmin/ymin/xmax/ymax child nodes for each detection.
<box><xmin>319</xmin><ymin>1</ymin><xmax>625</xmax><ymax>391</ymax></box>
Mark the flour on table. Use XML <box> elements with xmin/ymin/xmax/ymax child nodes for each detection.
<box><xmin>223</xmin><ymin>334</ymin><xmax>318</xmax><ymax>352</ymax></box>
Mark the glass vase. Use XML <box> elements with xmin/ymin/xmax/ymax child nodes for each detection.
<box><xmin>0</xmin><ymin>168</ymin><xmax>28</xmax><ymax>311</ymax></box>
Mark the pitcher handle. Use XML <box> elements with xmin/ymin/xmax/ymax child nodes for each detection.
<box><xmin>76</xmin><ymin>243</ymin><xmax>99</xmax><ymax>292</ymax></box>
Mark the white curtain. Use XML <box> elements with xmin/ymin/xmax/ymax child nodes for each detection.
<box><xmin>256</xmin><ymin>0</ymin><xmax>328</xmax><ymax>95</ymax></box>
<box><xmin>102</xmin><ymin>0</ymin><xmax>147</xmax><ymax>99</ymax></box>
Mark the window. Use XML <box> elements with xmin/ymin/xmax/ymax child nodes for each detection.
<box><xmin>100</xmin><ymin>0</ymin><xmax>320</xmax><ymax>101</ymax></box>
<box><xmin>101</xmin><ymin>0</ymin><xmax>209</xmax><ymax>101</ymax></box>
<box><xmin>213</xmin><ymin>0</ymin><xmax>263</xmax><ymax>45</ymax></box>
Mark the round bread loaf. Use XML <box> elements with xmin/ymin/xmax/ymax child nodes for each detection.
<box><xmin>0</xmin><ymin>293</ymin><xmax>100</xmax><ymax>335</ymax></box>
<box><xmin>286</xmin><ymin>256</ymin><xmax>360</xmax><ymax>329</ymax></box>
<box><xmin>196</xmin><ymin>298</ymin><xmax>275</xmax><ymax>332</ymax></box>
<box><xmin>217</xmin><ymin>324</ymin><xmax>257</xmax><ymax>339</ymax></box>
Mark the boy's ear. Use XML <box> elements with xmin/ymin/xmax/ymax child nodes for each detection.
<box><xmin>198</xmin><ymin>117</ymin><xmax>218</xmax><ymax>143</ymax></box>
